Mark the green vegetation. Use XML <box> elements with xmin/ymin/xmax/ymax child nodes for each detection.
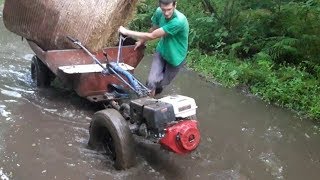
<box><xmin>130</xmin><ymin>0</ymin><xmax>320</xmax><ymax>120</ymax></box>
<box><xmin>188</xmin><ymin>49</ymin><xmax>320</xmax><ymax>119</ymax></box>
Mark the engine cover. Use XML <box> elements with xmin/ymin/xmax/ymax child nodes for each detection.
<box><xmin>159</xmin><ymin>95</ymin><xmax>197</xmax><ymax>118</ymax></box>
<box><xmin>130</xmin><ymin>97</ymin><xmax>176</xmax><ymax>135</ymax></box>
<box><xmin>160</xmin><ymin>120</ymin><xmax>200</xmax><ymax>154</ymax></box>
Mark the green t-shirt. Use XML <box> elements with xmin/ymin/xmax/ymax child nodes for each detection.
<box><xmin>151</xmin><ymin>7</ymin><xmax>189</xmax><ymax>67</ymax></box>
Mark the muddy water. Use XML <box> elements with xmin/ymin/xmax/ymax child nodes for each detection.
<box><xmin>1</xmin><ymin>8</ymin><xmax>320</xmax><ymax>180</ymax></box>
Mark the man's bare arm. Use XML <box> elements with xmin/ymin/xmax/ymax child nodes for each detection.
<box><xmin>148</xmin><ymin>25</ymin><xmax>159</xmax><ymax>33</ymax></box>
<box><xmin>119</xmin><ymin>25</ymin><xmax>166</xmax><ymax>41</ymax></box>
<box><xmin>138</xmin><ymin>25</ymin><xmax>159</xmax><ymax>43</ymax></box>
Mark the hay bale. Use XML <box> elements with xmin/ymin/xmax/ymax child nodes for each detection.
<box><xmin>3</xmin><ymin>0</ymin><xmax>138</xmax><ymax>51</ymax></box>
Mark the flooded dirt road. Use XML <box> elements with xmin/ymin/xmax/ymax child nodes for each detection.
<box><xmin>1</xmin><ymin>7</ymin><xmax>320</xmax><ymax>180</ymax></box>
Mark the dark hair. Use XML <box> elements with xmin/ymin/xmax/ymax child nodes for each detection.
<box><xmin>159</xmin><ymin>0</ymin><xmax>176</xmax><ymax>6</ymax></box>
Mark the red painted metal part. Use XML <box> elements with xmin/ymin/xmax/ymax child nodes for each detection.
<box><xmin>28</xmin><ymin>40</ymin><xmax>145</xmax><ymax>99</ymax></box>
<box><xmin>159</xmin><ymin>120</ymin><xmax>200</xmax><ymax>154</ymax></box>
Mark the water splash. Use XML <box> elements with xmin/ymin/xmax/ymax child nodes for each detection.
<box><xmin>259</xmin><ymin>152</ymin><xmax>284</xmax><ymax>179</ymax></box>
<box><xmin>0</xmin><ymin>89</ymin><xmax>21</xmax><ymax>98</ymax></box>
<box><xmin>75</xmin><ymin>136</ymin><xmax>87</xmax><ymax>144</ymax></box>
<box><xmin>43</xmin><ymin>108</ymin><xmax>58</xmax><ymax>113</ymax></box>
<box><xmin>4</xmin><ymin>85</ymin><xmax>34</xmax><ymax>94</ymax></box>
<box><xmin>22</xmin><ymin>54</ymin><xmax>34</xmax><ymax>61</ymax></box>
<box><xmin>0</xmin><ymin>168</ymin><xmax>10</xmax><ymax>180</ymax></box>
<box><xmin>3</xmin><ymin>100</ymin><xmax>17</xmax><ymax>103</ymax></box>
<box><xmin>0</xmin><ymin>105</ymin><xmax>11</xmax><ymax>118</ymax></box>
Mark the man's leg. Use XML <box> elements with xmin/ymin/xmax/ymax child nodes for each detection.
<box><xmin>146</xmin><ymin>52</ymin><xmax>165</xmax><ymax>96</ymax></box>
<box><xmin>160</xmin><ymin>60</ymin><xmax>185</xmax><ymax>88</ymax></box>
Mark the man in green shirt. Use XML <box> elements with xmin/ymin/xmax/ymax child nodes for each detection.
<box><xmin>119</xmin><ymin>0</ymin><xmax>189</xmax><ymax>96</ymax></box>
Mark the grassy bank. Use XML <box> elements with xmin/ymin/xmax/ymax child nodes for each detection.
<box><xmin>187</xmin><ymin>50</ymin><xmax>320</xmax><ymax>120</ymax></box>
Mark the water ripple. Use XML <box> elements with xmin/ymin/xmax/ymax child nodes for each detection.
<box><xmin>208</xmin><ymin>166</ymin><xmax>244</xmax><ymax>179</ymax></box>
<box><xmin>262</xmin><ymin>126</ymin><xmax>283</xmax><ymax>142</ymax></box>
<box><xmin>241</xmin><ymin>127</ymin><xmax>256</xmax><ymax>136</ymax></box>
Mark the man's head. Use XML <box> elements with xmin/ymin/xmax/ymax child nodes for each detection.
<box><xmin>159</xmin><ymin>0</ymin><xmax>176</xmax><ymax>19</ymax></box>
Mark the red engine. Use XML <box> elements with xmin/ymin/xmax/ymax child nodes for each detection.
<box><xmin>159</xmin><ymin>120</ymin><xmax>200</xmax><ymax>154</ymax></box>
<box><xmin>129</xmin><ymin>95</ymin><xmax>201</xmax><ymax>154</ymax></box>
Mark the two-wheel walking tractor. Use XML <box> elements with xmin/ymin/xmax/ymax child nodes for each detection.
<box><xmin>28</xmin><ymin>36</ymin><xmax>201</xmax><ymax>170</ymax></box>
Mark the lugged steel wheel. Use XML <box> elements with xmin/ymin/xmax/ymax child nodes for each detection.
<box><xmin>88</xmin><ymin>108</ymin><xmax>136</xmax><ymax>170</ymax></box>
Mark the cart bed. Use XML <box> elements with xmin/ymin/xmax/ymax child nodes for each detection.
<box><xmin>28</xmin><ymin>40</ymin><xmax>145</xmax><ymax>102</ymax></box>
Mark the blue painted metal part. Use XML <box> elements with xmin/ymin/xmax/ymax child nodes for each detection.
<box><xmin>108</xmin><ymin>62</ymin><xmax>143</xmax><ymax>94</ymax></box>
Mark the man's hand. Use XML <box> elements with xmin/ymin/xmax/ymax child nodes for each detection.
<box><xmin>118</xmin><ymin>26</ymin><xmax>128</xmax><ymax>36</ymax></box>
<box><xmin>134</xmin><ymin>40</ymin><xmax>145</xmax><ymax>51</ymax></box>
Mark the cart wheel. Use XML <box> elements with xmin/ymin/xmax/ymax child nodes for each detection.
<box><xmin>88</xmin><ymin>108</ymin><xmax>136</xmax><ymax>170</ymax></box>
<box><xmin>31</xmin><ymin>56</ymin><xmax>54</xmax><ymax>87</ymax></box>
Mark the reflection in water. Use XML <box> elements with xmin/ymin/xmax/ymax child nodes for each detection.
<box><xmin>1</xmin><ymin>6</ymin><xmax>320</xmax><ymax>180</ymax></box>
